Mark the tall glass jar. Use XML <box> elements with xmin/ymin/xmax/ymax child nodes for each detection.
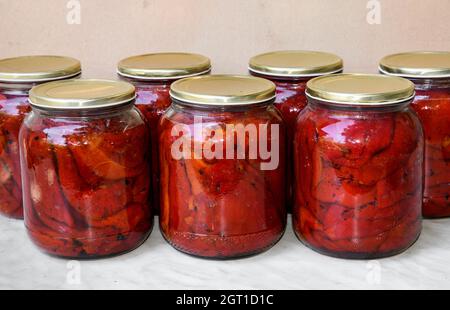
<box><xmin>0</xmin><ymin>56</ymin><xmax>81</xmax><ymax>219</ymax></box>
<box><xmin>118</xmin><ymin>53</ymin><xmax>211</xmax><ymax>213</ymax></box>
<box><xmin>160</xmin><ymin>75</ymin><xmax>286</xmax><ymax>259</ymax></box>
<box><xmin>20</xmin><ymin>80</ymin><xmax>152</xmax><ymax>258</ymax></box>
<box><xmin>380</xmin><ymin>52</ymin><xmax>450</xmax><ymax>218</ymax></box>
<box><xmin>294</xmin><ymin>74</ymin><xmax>423</xmax><ymax>259</ymax></box>
<box><xmin>249</xmin><ymin>51</ymin><xmax>343</xmax><ymax>209</ymax></box>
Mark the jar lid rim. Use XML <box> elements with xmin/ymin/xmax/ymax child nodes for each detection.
<box><xmin>306</xmin><ymin>73</ymin><xmax>415</xmax><ymax>106</ymax></box>
<box><xmin>249</xmin><ymin>50</ymin><xmax>343</xmax><ymax>77</ymax></box>
<box><xmin>379</xmin><ymin>51</ymin><xmax>450</xmax><ymax>78</ymax></box>
<box><xmin>170</xmin><ymin>75</ymin><xmax>276</xmax><ymax>106</ymax></box>
<box><xmin>29</xmin><ymin>79</ymin><xmax>136</xmax><ymax>110</ymax></box>
<box><xmin>0</xmin><ymin>56</ymin><xmax>82</xmax><ymax>82</ymax></box>
<box><xmin>117</xmin><ymin>52</ymin><xmax>211</xmax><ymax>80</ymax></box>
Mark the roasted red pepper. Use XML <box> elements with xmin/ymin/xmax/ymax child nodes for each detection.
<box><xmin>0</xmin><ymin>94</ymin><xmax>31</xmax><ymax>219</ymax></box>
<box><xmin>159</xmin><ymin>104</ymin><xmax>287</xmax><ymax>258</ymax></box>
<box><xmin>412</xmin><ymin>84</ymin><xmax>450</xmax><ymax>218</ymax></box>
<box><xmin>293</xmin><ymin>101</ymin><xmax>423</xmax><ymax>259</ymax></box>
<box><xmin>20</xmin><ymin>106</ymin><xmax>152</xmax><ymax>258</ymax></box>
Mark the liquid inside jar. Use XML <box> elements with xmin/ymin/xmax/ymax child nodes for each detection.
<box><xmin>159</xmin><ymin>103</ymin><xmax>287</xmax><ymax>258</ymax></box>
<box><xmin>0</xmin><ymin>93</ymin><xmax>31</xmax><ymax>218</ymax></box>
<box><xmin>294</xmin><ymin>100</ymin><xmax>423</xmax><ymax>259</ymax></box>
<box><xmin>21</xmin><ymin>105</ymin><xmax>152</xmax><ymax>258</ymax></box>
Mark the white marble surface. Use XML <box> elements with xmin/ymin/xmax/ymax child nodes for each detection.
<box><xmin>0</xmin><ymin>215</ymin><xmax>449</xmax><ymax>290</ymax></box>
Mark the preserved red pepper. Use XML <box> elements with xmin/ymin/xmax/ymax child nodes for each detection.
<box><xmin>160</xmin><ymin>75</ymin><xmax>286</xmax><ymax>258</ymax></box>
<box><xmin>118</xmin><ymin>53</ymin><xmax>211</xmax><ymax>213</ymax></box>
<box><xmin>294</xmin><ymin>74</ymin><xmax>423</xmax><ymax>259</ymax></box>
<box><xmin>0</xmin><ymin>55</ymin><xmax>81</xmax><ymax>219</ymax></box>
<box><xmin>249</xmin><ymin>51</ymin><xmax>343</xmax><ymax>208</ymax></box>
<box><xmin>21</xmin><ymin>80</ymin><xmax>152</xmax><ymax>258</ymax></box>
<box><xmin>380</xmin><ymin>52</ymin><xmax>450</xmax><ymax>218</ymax></box>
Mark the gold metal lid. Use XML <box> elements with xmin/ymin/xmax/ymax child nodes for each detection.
<box><xmin>170</xmin><ymin>75</ymin><xmax>276</xmax><ymax>106</ymax></box>
<box><xmin>117</xmin><ymin>52</ymin><xmax>211</xmax><ymax>80</ymax></box>
<box><xmin>380</xmin><ymin>52</ymin><xmax>450</xmax><ymax>78</ymax></box>
<box><xmin>29</xmin><ymin>79</ymin><xmax>136</xmax><ymax>110</ymax></box>
<box><xmin>249</xmin><ymin>50</ymin><xmax>343</xmax><ymax>78</ymax></box>
<box><xmin>0</xmin><ymin>56</ymin><xmax>81</xmax><ymax>82</ymax></box>
<box><xmin>306</xmin><ymin>74</ymin><xmax>415</xmax><ymax>106</ymax></box>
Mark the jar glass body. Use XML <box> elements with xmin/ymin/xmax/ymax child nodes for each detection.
<box><xmin>0</xmin><ymin>89</ymin><xmax>31</xmax><ymax>219</ymax></box>
<box><xmin>159</xmin><ymin>102</ymin><xmax>287</xmax><ymax>258</ymax></box>
<box><xmin>293</xmin><ymin>99</ymin><xmax>424</xmax><ymax>259</ymax></box>
<box><xmin>20</xmin><ymin>104</ymin><xmax>152</xmax><ymax>258</ymax></box>
<box><xmin>409</xmin><ymin>78</ymin><xmax>450</xmax><ymax>218</ymax></box>
<box><xmin>249</xmin><ymin>73</ymin><xmax>308</xmax><ymax>209</ymax></box>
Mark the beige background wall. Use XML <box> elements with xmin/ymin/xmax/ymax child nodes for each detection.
<box><xmin>0</xmin><ymin>0</ymin><xmax>449</xmax><ymax>78</ymax></box>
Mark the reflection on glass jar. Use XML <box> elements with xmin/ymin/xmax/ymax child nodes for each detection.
<box><xmin>294</xmin><ymin>74</ymin><xmax>423</xmax><ymax>259</ymax></box>
<box><xmin>118</xmin><ymin>53</ymin><xmax>211</xmax><ymax>213</ymax></box>
<box><xmin>380</xmin><ymin>52</ymin><xmax>450</xmax><ymax>218</ymax></box>
<box><xmin>0</xmin><ymin>55</ymin><xmax>81</xmax><ymax>219</ymax></box>
<box><xmin>249</xmin><ymin>51</ymin><xmax>343</xmax><ymax>209</ymax></box>
<box><xmin>20</xmin><ymin>80</ymin><xmax>152</xmax><ymax>258</ymax></box>
<box><xmin>160</xmin><ymin>75</ymin><xmax>286</xmax><ymax>259</ymax></box>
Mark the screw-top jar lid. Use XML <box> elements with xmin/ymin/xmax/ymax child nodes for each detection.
<box><xmin>306</xmin><ymin>74</ymin><xmax>415</xmax><ymax>106</ymax></box>
<box><xmin>170</xmin><ymin>75</ymin><xmax>276</xmax><ymax>106</ymax></box>
<box><xmin>29</xmin><ymin>79</ymin><xmax>136</xmax><ymax>110</ymax></box>
<box><xmin>0</xmin><ymin>55</ymin><xmax>81</xmax><ymax>82</ymax></box>
<box><xmin>379</xmin><ymin>51</ymin><xmax>450</xmax><ymax>78</ymax></box>
<box><xmin>249</xmin><ymin>50</ymin><xmax>343</xmax><ymax>78</ymax></box>
<box><xmin>117</xmin><ymin>52</ymin><xmax>211</xmax><ymax>80</ymax></box>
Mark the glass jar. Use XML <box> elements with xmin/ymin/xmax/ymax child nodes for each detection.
<box><xmin>20</xmin><ymin>80</ymin><xmax>152</xmax><ymax>258</ymax></box>
<box><xmin>0</xmin><ymin>55</ymin><xmax>81</xmax><ymax>219</ymax></box>
<box><xmin>294</xmin><ymin>74</ymin><xmax>423</xmax><ymax>259</ymax></box>
<box><xmin>380</xmin><ymin>52</ymin><xmax>450</xmax><ymax>218</ymax></box>
<box><xmin>160</xmin><ymin>75</ymin><xmax>286</xmax><ymax>259</ymax></box>
<box><xmin>118</xmin><ymin>53</ymin><xmax>211</xmax><ymax>213</ymax></box>
<box><xmin>249</xmin><ymin>51</ymin><xmax>343</xmax><ymax>208</ymax></box>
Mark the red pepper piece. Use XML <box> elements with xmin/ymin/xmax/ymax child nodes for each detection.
<box><xmin>424</xmin><ymin>196</ymin><xmax>450</xmax><ymax>218</ymax></box>
<box><xmin>67</xmin><ymin>133</ymin><xmax>145</xmax><ymax>181</ymax></box>
<box><xmin>26</xmin><ymin>131</ymin><xmax>76</xmax><ymax>231</ymax></box>
<box><xmin>414</xmin><ymin>93</ymin><xmax>450</xmax><ymax>145</ymax></box>
<box><xmin>426</xmin><ymin>183</ymin><xmax>450</xmax><ymax>197</ymax></box>
<box><xmin>313</xmin><ymin>167</ymin><xmax>377</xmax><ymax>208</ymax></box>
<box><xmin>54</xmin><ymin>146</ymin><xmax>128</xmax><ymax>221</ymax></box>
<box><xmin>426</xmin><ymin>143</ymin><xmax>446</xmax><ymax>160</ymax></box>
<box><xmin>336</xmin><ymin>114</ymin><xmax>418</xmax><ymax>186</ymax></box>
<box><xmin>0</xmin><ymin>182</ymin><xmax>20</xmax><ymax>217</ymax></box>
<box><xmin>129</xmin><ymin>171</ymin><xmax>151</xmax><ymax>205</ymax></box>
<box><xmin>442</xmin><ymin>136</ymin><xmax>450</xmax><ymax>160</ymax></box>
<box><xmin>89</xmin><ymin>203</ymin><xmax>150</xmax><ymax>232</ymax></box>
<box><xmin>96</xmin><ymin>125</ymin><xmax>149</xmax><ymax>167</ymax></box>
<box><xmin>0</xmin><ymin>135</ymin><xmax>4</xmax><ymax>156</ymax></box>
<box><xmin>318</xmin><ymin>117</ymin><xmax>394</xmax><ymax>169</ymax></box>
<box><xmin>191</xmin><ymin>159</ymin><xmax>244</xmax><ymax>194</ymax></box>
<box><xmin>0</xmin><ymin>108</ymin><xmax>26</xmax><ymax>195</ymax></box>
